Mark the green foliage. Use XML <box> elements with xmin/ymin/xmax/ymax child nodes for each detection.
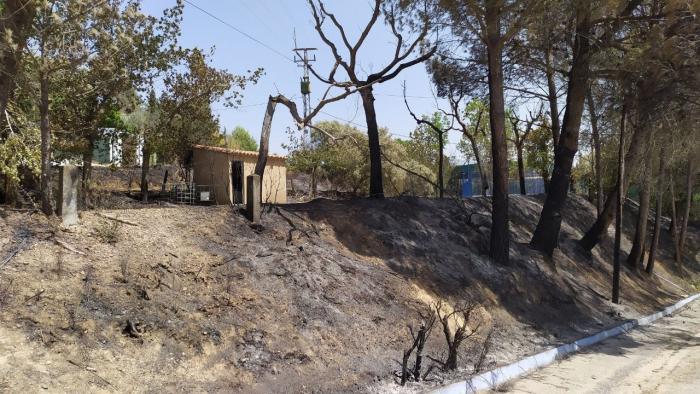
<box><xmin>223</xmin><ymin>126</ymin><xmax>258</xmax><ymax>151</ymax></box>
<box><xmin>153</xmin><ymin>48</ymin><xmax>262</xmax><ymax>164</ymax></box>
<box><xmin>456</xmin><ymin>99</ymin><xmax>491</xmax><ymax>166</ymax></box>
<box><xmin>524</xmin><ymin>121</ymin><xmax>553</xmax><ymax>179</ymax></box>
<box><xmin>0</xmin><ymin>103</ymin><xmax>41</xmax><ymax>185</ymax></box>
<box><xmin>286</xmin><ymin>120</ymin><xmax>442</xmax><ymax>197</ymax></box>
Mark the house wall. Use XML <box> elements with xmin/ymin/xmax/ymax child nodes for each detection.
<box><xmin>192</xmin><ymin>148</ymin><xmax>287</xmax><ymax>205</ymax></box>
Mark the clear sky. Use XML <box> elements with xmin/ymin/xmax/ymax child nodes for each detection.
<box><xmin>141</xmin><ymin>0</ymin><xmax>464</xmax><ymax>158</ymax></box>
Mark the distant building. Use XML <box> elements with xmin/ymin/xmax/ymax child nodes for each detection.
<box><xmin>190</xmin><ymin>145</ymin><xmax>287</xmax><ymax>205</ymax></box>
<box><xmin>92</xmin><ymin>132</ymin><xmax>123</xmax><ymax>165</ymax></box>
<box><xmin>452</xmin><ymin>164</ymin><xmax>545</xmax><ymax>197</ymax></box>
<box><xmin>92</xmin><ymin>131</ymin><xmax>153</xmax><ymax>167</ymax></box>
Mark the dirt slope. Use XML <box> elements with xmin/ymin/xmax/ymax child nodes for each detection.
<box><xmin>0</xmin><ymin>195</ymin><xmax>698</xmax><ymax>393</ymax></box>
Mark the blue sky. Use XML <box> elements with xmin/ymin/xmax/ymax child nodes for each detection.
<box><xmin>142</xmin><ymin>0</ymin><xmax>464</xmax><ymax>158</ymax></box>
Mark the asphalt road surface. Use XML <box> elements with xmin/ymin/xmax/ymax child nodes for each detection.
<box><xmin>506</xmin><ymin>299</ymin><xmax>700</xmax><ymax>394</ymax></box>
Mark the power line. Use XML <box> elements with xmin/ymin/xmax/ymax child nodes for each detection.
<box><xmin>183</xmin><ymin>0</ymin><xmax>294</xmax><ymax>63</ymax></box>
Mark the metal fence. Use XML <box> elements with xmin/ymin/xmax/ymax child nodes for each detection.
<box><xmin>169</xmin><ymin>183</ymin><xmax>213</xmax><ymax>205</ymax></box>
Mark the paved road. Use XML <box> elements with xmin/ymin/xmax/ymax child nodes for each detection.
<box><xmin>506</xmin><ymin>299</ymin><xmax>700</xmax><ymax>394</ymax></box>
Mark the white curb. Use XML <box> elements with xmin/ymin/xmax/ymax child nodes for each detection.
<box><xmin>431</xmin><ymin>293</ymin><xmax>700</xmax><ymax>394</ymax></box>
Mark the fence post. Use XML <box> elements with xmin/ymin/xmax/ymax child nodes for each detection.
<box><xmin>58</xmin><ymin>165</ymin><xmax>80</xmax><ymax>226</ymax></box>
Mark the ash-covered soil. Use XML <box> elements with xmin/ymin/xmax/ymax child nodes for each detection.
<box><xmin>0</xmin><ymin>195</ymin><xmax>698</xmax><ymax>393</ymax></box>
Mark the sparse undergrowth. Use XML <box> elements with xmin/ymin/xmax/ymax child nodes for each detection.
<box><xmin>93</xmin><ymin>220</ymin><xmax>120</xmax><ymax>244</ymax></box>
<box><xmin>0</xmin><ymin>195</ymin><xmax>697</xmax><ymax>393</ymax></box>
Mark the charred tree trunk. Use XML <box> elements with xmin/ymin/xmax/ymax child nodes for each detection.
<box><xmin>517</xmin><ymin>143</ymin><xmax>526</xmax><ymax>195</ymax></box>
<box><xmin>579</xmin><ymin>119</ymin><xmax>652</xmax><ymax>251</ymax></box>
<box><xmin>81</xmin><ymin>136</ymin><xmax>95</xmax><ymax>207</ymax></box>
<box><xmin>545</xmin><ymin>43</ymin><xmax>560</xmax><ymax>148</ymax></box>
<box><xmin>161</xmin><ymin>169</ymin><xmax>169</xmax><ymax>194</ymax></box>
<box><xmin>438</xmin><ymin>130</ymin><xmax>444</xmax><ymax>198</ymax></box>
<box><xmin>39</xmin><ymin>70</ymin><xmax>52</xmax><ymax>216</ymax></box>
<box><xmin>645</xmin><ymin>152</ymin><xmax>665</xmax><ymax>274</ymax></box>
<box><xmin>587</xmin><ymin>90</ymin><xmax>603</xmax><ymax>215</ymax></box>
<box><xmin>467</xmin><ymin>135</ymin><xmax>489</xmax><ymax>196</ymax></box>
<box><xmin>669</xmin><ymin>172</ymin><xmax>681</xmax><ymax>264</ymax></box>
<box><xmin>678</xmin><ymin>159</ymin><xmax>694</xmax><ymax>259</ymax></box>
<box><xmin>254</xmin><ymin>96</ymin><xmax>277</xmax><ymax>194</ymax></box>
<box><xmin>485</xmin><ymin>4</ymin><xmax>509</xmax><ymax>265</ymax></box>
<box><xmin>530</xmin><ymin>5</ymin><xmax>593</xmax><ymax>256</ymax></box>
<box><xmin>140</xmin><ymin>141</ymin><xmax>150</xmax><ymax>203</ymax></box>
<box><xmin>627</xmin><ymin>160</ymin><xmax>651</xmax><ymax>269</ymax></box>
<box><xmin>612</xmin><ymin>105</ymin><xmax>626</xmax><ymax>304</ymax></box>
<box><xmin>311</xmin><ymin>165</ymin><xmax>318</xmax><ymax>198</ymax></box>
<box><xmin>360</xmin><ymin>86</ymin><xmax>384</xmax><ymax>198</ymax></box>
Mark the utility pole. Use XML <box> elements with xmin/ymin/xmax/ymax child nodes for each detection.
<box><xmin>293</xmin><ymin>46</ymin><xmax>316</xmax><ymax>133</ymax></box>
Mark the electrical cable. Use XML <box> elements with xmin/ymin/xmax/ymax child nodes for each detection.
<box><xmin>182</xmin><ymin>0</ymin><xmax>295</xmax><ymax>63</ymax></box>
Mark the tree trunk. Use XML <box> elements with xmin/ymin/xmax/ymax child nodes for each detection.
<box><xmin>466</xmin><ymin>134</ymin><xmax>489</xmax><ymax>196</ymax></box>
<box><xmin>612</xmin><ymin>105</ymin><xmax>626</xmax><ymax>305</ymax></box>
<box><xmin>530</xmin><ymin>5</ymin><xmax>593</xmax><ymax>256</ymax></box>
<box><xmin>39</xmin><ymin>70</ymin><xmax>52</xmax><ymax>216</ymax></box>
<box><xmin>311</xmin><ymin>165</ymin><xmax>318</xmax><ymax>198</ymax></box>
<box><xmin>669</xmin><ymin>172</ymin><xmax>681</xmax><ymax>264</ymax></box>
<box><xmin>360</xmin><ymin>86</ymin><xmax>384</xmax><ymax>198</ymax></box>
<box><xmin>542</xmin><ymin>171</ymin><xmax>550</xmax><ymax>194</ymax></box>
<box><xmin>587</xmin><ymin>90</ymin><xmax>603</xmax><ymax>215</ymax></box>
<box><xmin>254</xmin><ymin>96</ymin><xmax>277</xmax><ymax>186</ymax></box>
<box><xmin>678</xmin><ymin>159</ymin><xmax>694</xmax><ymax>259</ymax></box>
<box><xmin>81</xmin><ymin>134</ymin><xmax>95</xmax><ymax>208</ymax></box>
<box><xmin>627</xmin><ymin>160</ymin><xmax>651</xmax><ymax>269</ymax></box>
<box><xmin>140</xmin><ymin>141</ymin><xmax>150</xmax><ymax>203</ymax></box>
<box><xmin>0</xmin><ymin>0</ymin><xmax>36</xmax><ymax>118</ymax></box>
<box><xmin>579</xmin><ymin>120</ymin><xmax>653</xmax><ymax>251</ymax></box>
<box><xmin>485</xmin><ymin>4</ymin><xmax>509</xmax><ymax>265</ymax></box>
<box><xmin>161</xmin><ymin>169</ymin><xmax>169</xmax><ymax>194</ymax></box>
<box><xmin>545</xmin><ymin>42</ymin><xmax>560</xmax><ymax>148</ymax></box>
<box><xmin>645</xmin><ymin>152</ymin><xmax>665</xmax><ymax>274</ymax></box>
<box><xmin>438</xmin><ymin>130</ymin><xmax>444</xmax><ymax>198</ymax></box>
<box><xmin>517</xmin><ymin>144</ymin><xmax>526</xmax><ymax>195</ymax></box>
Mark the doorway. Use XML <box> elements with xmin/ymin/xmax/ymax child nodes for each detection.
<box><xmin>231</xmin><ymin>160</ymin><xmax>243</xmax><ymax>203</ymax></box>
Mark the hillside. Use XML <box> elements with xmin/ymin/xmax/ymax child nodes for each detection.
<box><xmin>0</xmin><ymin>195</ymin><xmax>698</xmax><ymax>393</ymax></box>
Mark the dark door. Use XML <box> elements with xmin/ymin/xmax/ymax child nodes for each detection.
<box><xmin>231</xmin><ymin>160</ymin><xmax>243</xmax><ymax>203</ymax></box>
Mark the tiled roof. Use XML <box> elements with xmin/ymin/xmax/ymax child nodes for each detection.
<box><xmin>192</xmin><ymin>144</ymin><xmax>286</xmax><ymax>160</ymax></box>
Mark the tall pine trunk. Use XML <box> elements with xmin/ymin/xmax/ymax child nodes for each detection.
<box><xmin>530</xmin><ymin>5</ymin><xmax>592</xmax><ymax>256</ymax></box>
<box><xmin>627</xmin><ymin>159</ymin><xmax>651</xmax><ymax>269</ymax></box>
<box><xmin>485</xmin><ymin>3</ymin><xmax>509</xmax><ymax>265</ymax></box>
<box><xmin>678</xmin><ymin>159</ymin><xmax>694</xmax><ymax>258</ymax></box>
<box><xmin>360</xmin><ymin>86</ymin><xmax>384</xmax><ymax>198</ymax></box>
<box><xmin>545</xmin><ymin>42</ymin><xmax>560</xmax><ymax>148</ymax></box>
<box><xmin>517</xmin><ymin>144</ymin><xmax>526</xmax><ymax>195</ymax></box>
<box><xmin>645</xmin><ymin>151</ymin><xmax>665</xmax><ymax>274</ymax></box>
<box><xmin>587</xmin><ymin>90</ymin><xmax>603</xmax><ymax>215</ymax></box>
<box><xmin>39</xmin><ymin>70</ymin><xmax>52</xmax><ymax>215</ymax></box>
<box><xmin>579</xmin><ymin>121</ymin><xmax>652</xmax><ymax>251</ymax></box>
<box><xmin>668</xmin><ymin>172</ymin><xmax>681</xmax><ymax>264</ymax></box>
<box><xmin>612</xmin><ymin>105</ymin><xmax>626</xmax><ymax>304</ymax></box>
<box><xmin>438</xmin><ymin>130</ymin><xmax>444</xmax><ymax>198</ymax></box>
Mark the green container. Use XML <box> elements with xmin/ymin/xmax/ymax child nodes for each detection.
<box><xmin>300</xmin><ymin>79</ymin><xmax>311</xmax><ymax>94</ymax></box>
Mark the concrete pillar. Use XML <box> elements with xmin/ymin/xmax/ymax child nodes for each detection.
<box><xmin>57</xmin><ymin>165</ymin><xmax>80</xmax><ymax>226</ymax></box>
<box><xmin>246</xmin><ymin>174</ymin><xmax>261</xmax><ymax>223</ymax></box>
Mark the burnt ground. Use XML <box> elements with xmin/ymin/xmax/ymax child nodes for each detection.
<box><xmin>0</xmin><ymin>194</ymin><xmax>698</xmax><ymax>393</ymax></box>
